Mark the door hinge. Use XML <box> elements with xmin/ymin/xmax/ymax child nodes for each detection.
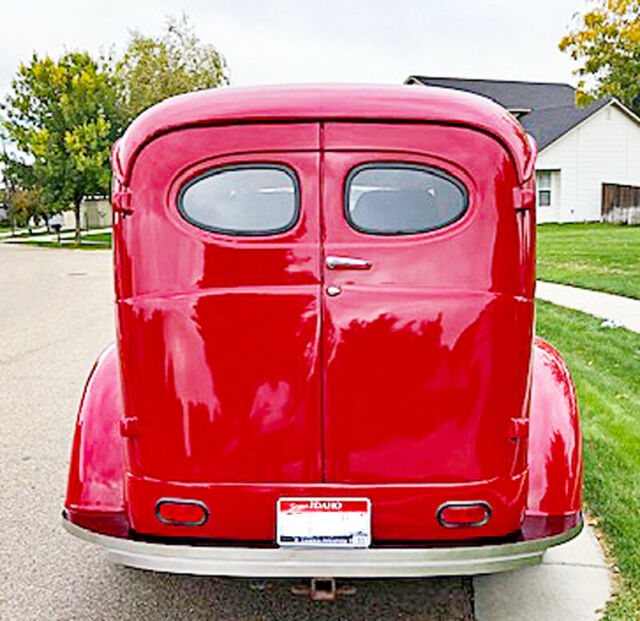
<box><xmin>112</xmin><ymin>188</ymin><xmax>133</xmax><ymax>215</ymax></box>
<box><xmin>120</xmin><ymin>416</ymin><xmax>139</xmax><ymax>437</ymax></box>
<box><xmin>513</xmin><ymin>185</ymin><xmax>535</xmax><ymax>212</ymax></box>
<box><xmin>509</xmin><ymin>417</ymin><xmax>529</xmax><ymax>439</ymax></box>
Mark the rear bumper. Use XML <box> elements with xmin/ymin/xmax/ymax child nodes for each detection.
<box><xmin>62</xmin><ymin>514</ymin><xmax>582</xmax><ymax>578</ymax></box>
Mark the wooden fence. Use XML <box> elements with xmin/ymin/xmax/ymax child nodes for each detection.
<box><xmin>601</xmin><ymin>183</ymin><xmax>640</xmax><ymax>224</ymax></box>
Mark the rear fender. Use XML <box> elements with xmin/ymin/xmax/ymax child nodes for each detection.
<box><xmin>65</xmin><ymin>344</ymin><xmax>129</xmax><ymax>536</ymax></box>
<box><xmin>527</xmin><ymin>337</ymin><xmax>583</xmax><ymax>521</ymax></box>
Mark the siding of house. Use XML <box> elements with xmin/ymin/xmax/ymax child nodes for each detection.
<box><xmin>61</xmin><ymin>198</ymin><xmax>111</xmax><ymax>230</ymax></box>
<box><xmin>535</xmin><ymin>103</ymin><xmax>640</xmax><ymax>223</ymax></box>
<box><xmin>84</xmin><ymin>198</ymin><xmax>111</xmax><ymax>228</ymax></box>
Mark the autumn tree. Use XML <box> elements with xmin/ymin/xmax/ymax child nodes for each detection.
<box><xmin>1</xmin><ymin>52</ymin><xmax>125</xmax><ymax>241</ymax></box>
<box><xmin>559</xmin><ymin>0</ymin><xmax>640</xmax><ymax>111</ymax></box>
<box><xmin>12</xmin><ymin>188</ymin><xmax>45</xmax><ymax>229</ymax></box>
<box><xmin>118</xmin><ymin>14</ymin><xmax>229</xmax><ymax>120</ymax></box>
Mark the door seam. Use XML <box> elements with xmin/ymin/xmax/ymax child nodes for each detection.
<box><xmin>318</xmin><ymin>122</ymin><xmax>327</xmax><ymax>483</ymax></box>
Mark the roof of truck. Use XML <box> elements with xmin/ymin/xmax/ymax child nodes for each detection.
<box><xmin>113</xmin><ymin>84</ymin><xmax>536</xmax><ymax>184</ymax></box>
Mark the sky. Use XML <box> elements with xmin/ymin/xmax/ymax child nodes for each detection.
<box><xmin>1</xmin><ymin>0</ymin><xmax>585</xmax><ymax>100</ymax></box>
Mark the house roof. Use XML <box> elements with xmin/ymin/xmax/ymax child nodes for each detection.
<box><xmin>406</xmin><ymin>76</ymin><xmax>576</xmax><ymax>111</ymax></box>
<box><xmin>519</xmin><ymin>97</ymin><xmax>612</xmax><ymax>149</ymax></box>
<box><xmin>114</xmin><ymin>84</ymin><xmax>536</xmax><ymax>184</ymax></box>
<box><xmin>405</xmin><ymin>76</ymin><xmax>615</xmax><ymax>150</ymax></box>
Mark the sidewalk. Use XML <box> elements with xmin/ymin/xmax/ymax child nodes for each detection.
<box><xmin>2</xmin><ymin>226</ymin><xmax>111</xmax><ymax>244</ymax></box>
<box><xmin>0</xmin><ymin>226</ymin><xmax>47</xmax><ymax>239</ymax></box>
<box><xmin>474</xmin><ymin>280</ymin><xmax>632</xmax><ymax>619</ymax></box>
<box><xmin>537</xmin><ymin>281</ymin><xmax>640</xmax><ymax>334</ymax></box>
<box><xmin>475</xmin><ymin>526</ymin><xmax>612</xmax><ymax>620</ymax></box>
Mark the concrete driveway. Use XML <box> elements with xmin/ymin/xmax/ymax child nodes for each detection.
<box><xmin>0</xmin><ymin>244</ymin><xmax>473</xmax><ymax>620</ymax></box>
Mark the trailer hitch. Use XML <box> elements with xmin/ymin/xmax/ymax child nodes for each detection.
<box><xmin>291</xmin><ymin>577</ymin><xmax>356</xmax><ymax>601</ymax></box>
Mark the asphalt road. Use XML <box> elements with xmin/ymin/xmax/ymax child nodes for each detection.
<box><xmin>0</xmin><ymin>244</ymin><xmax>473</xmax><ymax>620</ymax></box>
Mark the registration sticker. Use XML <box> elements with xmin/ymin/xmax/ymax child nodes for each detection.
<box><xmin>277</xmin><ymin>497</ymin><xmax>371</xmax><ymax>548</ymax></box>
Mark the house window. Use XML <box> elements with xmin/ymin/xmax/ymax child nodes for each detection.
<box><xmin>536</xmin><ymin>170</ymin><xmax>553</xmax><ymax>207</ymax></box>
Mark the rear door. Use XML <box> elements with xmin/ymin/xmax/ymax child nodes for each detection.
<box><xmin>118</xmin><ymin>124</ymin><xmax>324</xmax><ymax>484</ymax></box>
<box><xmin>320</xmin><ymin>123</ymin><xmax>534</xmax><ymax>484</ymax></box>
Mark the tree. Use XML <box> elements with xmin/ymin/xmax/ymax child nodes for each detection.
<box><xmin>1</xmin><ymin>16</ymin><xmax>228</xmax><ymax>242</ymax></box>
<box><xmin>0</xmin><ymin>140</ymin><xmax>40</xmax><ymax>234</ymax></box>
<box><xmin>559</xmin><ymin>0</ymin><xmax>640</xmax><ymax>112</ymax></box>
<box><xmin>1</xmin><ymin>52</ymin><xmax>126</xmax><ymax>241</ymax></box>
<box><xmin>118</xmin><ymin>15</ymin><xmax>229</xmax><ymax>120</ymax></box>
<box><xmin>12</xmin><ymin>188</ymin><xmax>44</xmax><ymax>229</ymax></box>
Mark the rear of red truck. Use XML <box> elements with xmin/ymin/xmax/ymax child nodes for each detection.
<box><xmin>63</xmin><ymin>85</ymin><xmax>582</xmax><ymax>578</ymax></box>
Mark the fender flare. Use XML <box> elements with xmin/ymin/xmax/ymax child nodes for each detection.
<box><xmin>527</xmin><ymin>337</ymin><xmax>583</xmax><ymax>517</ymax></box>
<box><xmin>65</xmin><ymin>344</ymin><xmax>129</xmax><ymax>536</ymax></box>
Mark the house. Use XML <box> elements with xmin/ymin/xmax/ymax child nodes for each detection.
<box><xmin>405</xmin><ymin>76</ymin><xmax>640</xmax><ymax>223</ymax></box>
<box><xmin>61</xmin><ymin>196</ymin><xmax>111</xmax><ymax>230</ymax></box>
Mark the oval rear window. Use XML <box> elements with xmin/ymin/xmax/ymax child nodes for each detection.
<box><xmin>178</xmin><ymin>164</ymin><xmax>299</xmax><ymax>235</ymax></box>
<box><xmin>345</xmin><ymin>163</ymin><xmax>468</xmax><ymax>235</ymax></box>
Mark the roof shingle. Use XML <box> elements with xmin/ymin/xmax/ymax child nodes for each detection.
<box><xmin>405</xmin><ymin>75</ymin><xmax>612</xmax><ymax>149</ymax></box>
<box><xmin>519</xmin><ymin>97</ymin><xmax>612</xmax><ymax>149</ymax></box>
<box><xmin>406</xmin><ymin>76</ymin><xmax>576</xmax><ymax>110</ymax></box>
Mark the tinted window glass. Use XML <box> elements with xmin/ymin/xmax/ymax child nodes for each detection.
<box><xmin>179</xmin><ymin>165</ymin><xmax>298</xmax><ymax>235</ymax></box>
<box><xmin>346</xmin><ymin>164</ymin><xmax>468</xmax><ymax>234</ymax></box>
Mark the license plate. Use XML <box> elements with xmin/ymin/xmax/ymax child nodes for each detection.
<box><xmin>277</xmin><ymin>497</ymin><xmax>371</xmax><ymax>548</ymax></box>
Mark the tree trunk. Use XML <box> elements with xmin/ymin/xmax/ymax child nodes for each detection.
<box><xmin>74</xmin><ymin>199</ymin><xmax>82</xmax><ymax>244</ymax></box>
<box><xmin>9</xmin><ymin>198</ymin><xmax>15</xmax><ymax>237</ymax></box>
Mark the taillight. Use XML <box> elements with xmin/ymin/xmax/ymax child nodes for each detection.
<box><xmin>156</xmin><ymin>498</ymin><xmax>209</xmax><ymax>526</ymax></box>
<box><xmin>437</xmin><ymin>501</ymin><xmax>491</xmax><ymax>528</ymax></box>
<box><xmin>64</xmin><ymin>508</ymin><xmax>130</xmax><ymax>537</ymax></box>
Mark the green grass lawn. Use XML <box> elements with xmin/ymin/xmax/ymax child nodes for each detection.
<box><xmin>81</xmin><ymin>232</ymin><xmax>111</xmax><ymax>244</ymax></box>
<box><xmin>537</xmin><ymin>223</ymin><xmax>640</xmax><ymax>299</ymax></box>
<box><xmin>537</xmin><ymin>300</ymin><xmax>640</xmax><ymax>618</ymax></box>
<box><xmin>14</xmin><ymin>227</ymin><xmax>75</xmax><ymax>238</ymax></box>
<box><xmin>14</xmin><ymin>231</ymin><xmax>111</xmax><ymax>249</ymax></box>
<box><xmin>1</xmin><ymin>227</ymin><xmax>71</xmax><ymax>237</ymax></box>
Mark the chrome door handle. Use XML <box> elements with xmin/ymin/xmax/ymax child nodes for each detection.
<box><xmin>325</xmin><ymin>256</ymin><xmax>372</xmax><ymax>270</ymax></box>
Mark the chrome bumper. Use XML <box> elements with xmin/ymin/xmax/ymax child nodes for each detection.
<box><xmin>62</xmin><ymin>517</ymin><xmax>582</xmax><ymax>577</ymax></box>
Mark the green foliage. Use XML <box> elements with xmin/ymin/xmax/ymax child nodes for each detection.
<box><xmin>559</xmin><ymin>0</ymin><xmax>640</xmax><ymax>112</ymax></box>
<box><xmin>117</xmin><ymin>14</ymin><xmax>229</xmax><ymax>120</ymax></box>
<box><xmin>537</xmin><ymin>223</ymin><xmax>640</xmax><ymax>299</ymax></box>
<box><xmin>11</xmin><ymin>188</ymin><xmax>44</xmax><ymax>226</ymax></box>
<box><xmin>0</xmin><ymin>14</ymin><xmax>228</xmax><ymax>236</ymax></box>
<box><xmin>1</xmin><ymin>51</ymin><xmax>125</xmax><ymax>224</ymax></box>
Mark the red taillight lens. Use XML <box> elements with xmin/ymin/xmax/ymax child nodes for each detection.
<box><xmin>65</xmin><ymin>508</ymin><xmax>130</xmax><ymax>537</ymax></box>
<box><xmin>156</xmin><ymin>499</ymin><xmax>209</xmax><ymax>526</ymax></box>
<box><xmin>437</xmin><ymin>502</ymin><xmax>491</xmax><ymax>528</ymax></box>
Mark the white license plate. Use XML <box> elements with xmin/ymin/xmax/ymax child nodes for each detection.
<box><xmin>277</xmin><ymin>497</ymin><xmax>371</xmax><ymax>548</ymax></box>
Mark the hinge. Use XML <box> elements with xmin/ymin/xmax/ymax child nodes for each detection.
<box><xmin>513</xmin><ymin>185</ymin><xmax>535</xmax><ymax>212</ymax></box>
<box><xmin>120</xmin><ymin>416</ymin><xmax>139</xmax><ymax>437</ymax></box>
<box><xmin>112</xmin><ymin>188</ymin><xmax>133</xmax><ymax>215</ymax></box>
<box><xmin>509</xmin><ymin>417</ymin><xmax>529</xmax><ymax>439</ymax></box>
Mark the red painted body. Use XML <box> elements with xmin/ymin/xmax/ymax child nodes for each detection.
<box><xmin>65</xmin><ymin>345</ymin><xmax>128</xmax><ymax>536</ymax></box>
<box><xmin>527</xmin><ymin>337</ymin><xmax>583</xmax><ymax>517</ymax></box>
<box><xmin>65</xmin><ymin>85</ymin><xmax>581</xmax><ymax>547</ymax></box>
